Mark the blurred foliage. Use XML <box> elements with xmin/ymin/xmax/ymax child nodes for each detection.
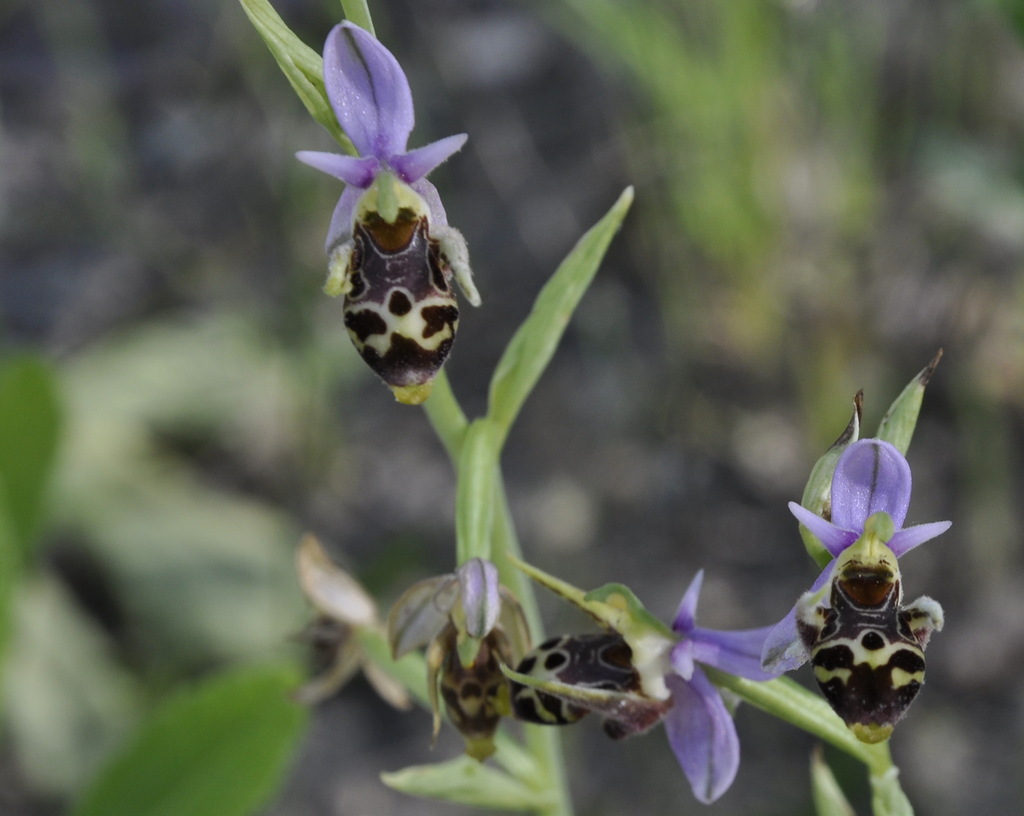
<box><xmin>70</xmin><ymin>664</ymin><xmax>308</xmax><ymax>816</ymax></box>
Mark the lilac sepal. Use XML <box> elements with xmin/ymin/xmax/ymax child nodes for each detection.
<box><xmin>671</xmin><ymin>570</ymin><xmax>703</xmax><ymax>633</ymax></box>
<box><xmin>664</xmin><ymin>671</ymin><xmax>740</xmax><ymax>805</ymax></box>
<box><xmin>390</xmin><ymin>133</ymin><xmax>468</xmax><ymax>183</ymax></box>
<box><xmin>296</xmin><ymin>151</ymin><xmax>378</xmax><ymax>187</ymax></box>
<box><xmin>889</xmin><ymin>520</ymin><xmax>953</xmax><ymax>558</ymax></box>
<box><xmin>788</xmin><ymin>502</ymin><xmax>857</xmax><ymax>557</ymax></box>
<box><xmin>831</xmin><ymin>439</ymin><xmax>911</xmax><ymax>530</ymax></box>
<box><xmin>324</xmin><ymin>22</ymin><xmax>413</xmax><ymax>158</ymax></box>
<box><xmin>688</xmin><ymin>626</ymin><xmax>782</xmax><ymax>682</ymax></box>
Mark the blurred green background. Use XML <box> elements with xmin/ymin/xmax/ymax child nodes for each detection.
<box><xmin>2</xmin><ymin>0</ymin><xmax>1024</xmax><ymax>813</ymax></box>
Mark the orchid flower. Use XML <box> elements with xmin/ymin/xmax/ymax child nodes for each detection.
<box><xmin>762</xmin><ymin>438</ymin><xmax>951</xmax><ymax>673</ymax></box>
<box><xmin>504</xmin><ymin>559</ymin><xmax>779</xmax><ymax>804</ymax></box>
<box><xmin>297</xmin><ymin>22</ymin><xmax>479</xmax><ymax>403</ymax></box>
<box><xmin>386</xmin><ymin>558</ymin><xmax>530</xmax><ymax>761</ymax></box>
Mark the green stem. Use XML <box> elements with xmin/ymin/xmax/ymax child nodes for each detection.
<box><xmin>340</xmin><ymin>0</ymin><xmax>375</xmax><ymax>35</ymax></box>
<box><xmin>420</xmin><ymin>370</ymin><xmax>469</xmax><ymax>465</ymax></box>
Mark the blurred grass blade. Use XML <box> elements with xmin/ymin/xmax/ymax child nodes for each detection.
<box><xmin>239</xmin><ymin>0</ymin><xmax>351</xmax><ymax>149</ymax></box>
<box><xmin>0</xmin><ymin>355</ymin><xmax>62</xmax><ymax>557</ymax></box>
<box><xmin>811</xmin><ymin>746</ymin><xmax>855</xmax><ymax>816</ymax></box>
<box><xmin>876</xmin><ymin>349</ymin><xmax>943</xmax><ymax>455</ymax></box>
<box><xmin>488</xmin><ymin>187</ymin><xmax>633</xmax><ymax>442</ymax></box>
<box><xmin>381</xmin><ymin>755</ymin><xmax>551</xmax><ymax>810</ymax></box>
<box><xmin>71</xmin><ymin>664</ymin><xmax>309</xmax><ymax>816</ymax></box>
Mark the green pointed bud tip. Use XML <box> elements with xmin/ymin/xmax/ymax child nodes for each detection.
<box><xmin>876</xmin><ymin>349</ymin><xmax>943</xmax><ymax>454</ymax></box>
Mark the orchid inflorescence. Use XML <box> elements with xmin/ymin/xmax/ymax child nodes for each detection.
<box><xmin>243</xmin><ymin>4</ymin><xmax>951</xmax><ymax>813</ymax></box>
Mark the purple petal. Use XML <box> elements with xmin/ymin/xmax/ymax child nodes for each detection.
<box><xmin>390</xmin><ymin>134</ymin><xmax>468</xmax><ymax>183</ymax></box>
<box><xmin>664</xmin><ymin>671</ymin><xmax>740</xmax><ymax>804</ymax></box>
<box><xmin>831</xmin><ymin>439</ymin><xmax>911</xmax><ymax>531</ymax></box>
<box><xmin>760</xmin><ymin>563</ymin><xmax>834</xmax><ymax>673</ymax></box>
<box><xmin>789</xmin><ymin>502</ymin><xmax>858</xmax><ymax>557</ymax></box>
<box><xmin>323</xmin><ymin>22</ymin><xmax>413</xmax><ymax>158</ymax></box>
<box><xmin>456</xmin><ymin>558</ymin><xmax>500</xmax><ymax>639</ymax></box>
<box><xmin>296</xmin><ymin>151</ymin><xmax>379</xmax><ymax>187</ymax></box>
<box><xmin>672</xmin><ymin>570</ymin><xmax>704</xmax><ymax>634</ymax></box>
<box><xmin>324</xmin><ymin>186</ymin><xmax>364</xmax><ymax>252</ymax></box>
<box><xmin>672</xmin><ymin>638</ymin><xmax>696</xmax><ymax>681</ymax></box>
<box><xmin>689</xmin><ymin>626</ymin><xmax>781</xmax><ymax>681</ymax></box>
<box><xmin>409</xmin><ymin>178</ymin><xmax>449</xmax><ymax>226</ymax></box>
<box><xmin>888</xmin><ymin>520</ymin><xmax>952</xmax><ymax>557</ymax></box>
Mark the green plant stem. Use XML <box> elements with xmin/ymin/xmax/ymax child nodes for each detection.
<box><xmin>340</xmin><ymin>0</ymin><xmax>375</xmax><ymax>35</ymax></box>
<box><xmin>420</xmin><ymin>370</ymin><xmax>468</xmax><ymax>465</ymax></box>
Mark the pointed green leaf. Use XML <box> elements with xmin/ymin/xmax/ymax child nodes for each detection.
<box><xmin>0</xmin><ymin>355</ymin><xmax>62</xmax><ymax>556</ymax></box>
<box><xmin>811</xmin><ymin>747</ymin><xmax>856</xmax><ymax>816</ymax></box>
<box><xmin>488</xmin><ymin>187</ymin><xmax>634</xmax><ymax>443</ymax></box>
<box><xmin>876</xmin><ymin>349</ymin><xmax>943</xmax><ymax>455</ymax></box>
<box><xmin>799</xmin><ymin>391</ymin><xmax>862</xmax><ymax>568</ymax></box>
<box><xmin>71</xmin><ymin>664</ymin><xmax>309</xmax><ymax>816</ymax></box>
<box><xmin>455</xmin><ymin>420</ymin><xmax>499</xmax><ymax>563</ymax></box>
<box><xmin>238</xmin><ymin>0</ymin><xmax>352</xmax><ymax>149</ymax></box>
<box><xmin>381</xmin><ymin>755</ymin><xmax>551</xmax><ymax>811</ymax></box>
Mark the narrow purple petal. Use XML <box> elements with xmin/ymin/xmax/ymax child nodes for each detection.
<box><xmin>831</xmin><ymin>439</ymin><xmax>911</xmax><ymax>531</ymax></box>
<box><xmin>689</xmin><ymin>626</ymin><xmax>781</xmax><ymax>681</ymax></box>
<box><xmin>664</xmin><ymin>671</ymin><xmax>740</xmax><ymax>804</ymax></box>
<box><xmin>409</xmin><ymin>178</ymin><xmax>449</xmax><ymax>227</ymax></box>
<box><xmin>760</xmin><ymin>563</ymin><xmax>834</xmax><ymax>673</ymax></box>
<box><xmin>789</xmin><ymin>502</ymin><xmax>858</xmax><ymax>557</ymax></box>
<box><xmin>888</xmin><ymin>520</ymin><xmax>952</xmax><ymax>557</ymax></box>
<box><xmin>324</xmin><ymin>186</ymin><xmax>364</xmax><ymax>252</ymax></box>
<box><xmin>296</xmin><ymin>151</ymin><xmax>379</xmax><ymax>187</ymax></box>
<box><xmin>672</xmin><ymin>570</ymin><xmax>704</xmax><ymax>634</ymax></box>
<box><xmin>323</xmin><ymin>22</ymin><xmax>413</xmax><ymax>158</ymax></box>
<box><xmin>390</xmin><ymin>133</ymin><xmax>468</xmax><ymax>183</ymax></box>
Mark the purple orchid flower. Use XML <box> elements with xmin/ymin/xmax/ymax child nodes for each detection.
<box><xmin>296</xmin><ymin>21</ymin><xmax>468</xmax><ymax>253</ymax></box>
<box><xmin>666</xmin><ymin>571</ymin><xmax>779</xmax><ymax>804</ymax></box>
<box><xmin>762</xmin><ymin>438</ymin><xmax>951</xmax><ymax>672</ymax></box>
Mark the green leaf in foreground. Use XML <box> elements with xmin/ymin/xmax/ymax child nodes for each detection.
<box><xmin>487</xmin><ymin>187</ymin><xmax>634</xmax><ymax>443</ymax></box>
<box><xmin>811</xmin><ymin>746</ymin><xmax>856</xmax><ymax>816</ymax></box>
<box><xmin>0</xmin><ymin>354</ymin><xmax>62</xmax><ymax>556</ymax></box>
<box><xmin>71</xmin><ymin>663</ymin><xmax>309</xmax><ymax>816</ymax></box>
<box><xmin>382</xmin><ymin>754</ymin><xmax>551</xmax><ymax>811</ymax></box>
